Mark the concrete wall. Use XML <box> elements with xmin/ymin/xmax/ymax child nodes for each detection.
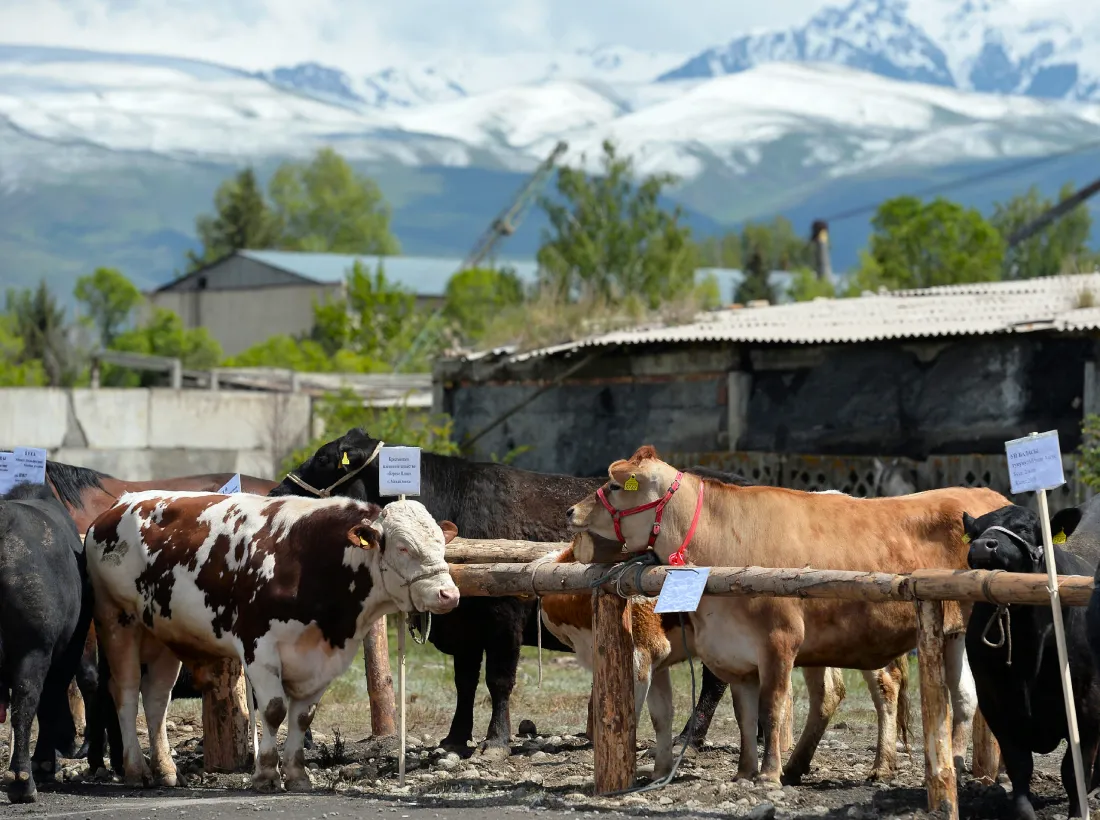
<box><xmin>148</xmin><ymin>283</ymin><xmax>343</xmax><ymax>356</ymax></box>
<box><xmin>0</xmin><ymin>388</ymin><xmax>313</xmax><ymax>480</ymax></box>
<box><xmin>436</xmin><ymin>333</ymin><xmax>1098</xmax><ymax>476</ymax></box>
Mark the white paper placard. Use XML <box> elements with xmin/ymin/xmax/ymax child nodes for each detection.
<box><xmin>0</xmin><ymin>452</ymin><xmax>14</xmax><ymax>495</ymax></box>
<box><xmin>1005</xmin><ymin>430</ymin><xmax>1065</xmax><ymax>494</ymax></box>
<box><xmin>378</xmin><ymin>446</ymin><xmax>421</xmax><ymax>497</ymax></box>
<box><xmin>654</xmin><ymin>567</ymin><xmax>711</xmax><ymax>614</ymax></box>
<box><xmin>12</xmin><ymin>446</ymin><xmax>47</xmax><ymax>486</ymax></box>
<box><xmin>217</xmin><ymin>473</ymin><xmax>242</xmax><ymax>494</ymax></box>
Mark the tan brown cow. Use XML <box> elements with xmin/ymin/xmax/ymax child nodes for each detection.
<box><xmin>568</xmin><ymin>445</ymin><xmax>1009</xmax><ymax>784</ymax></box>
<box><xmin>546</xmin><ymin>535</ymin><xmax>910</xmax><ymax>782</ymax></box>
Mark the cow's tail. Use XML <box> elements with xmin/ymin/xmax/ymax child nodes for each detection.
<box><xmin>894</xmin><ymin>654</ymin><xmax>911</xmax><ymax>752</ymax></box>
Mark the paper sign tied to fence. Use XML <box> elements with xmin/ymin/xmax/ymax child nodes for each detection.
<box><xmin>0</xmin><ymin>447</ymin><xmax>47</xmax><ymax>495</ymax></box>
<box><xmin>379</xmin><ymin>446</ymin><xmax>421</xmax><ymax>497</ymax></box>
<box><xmin>654</xmin><ymin>567</ymin><xmax>711</xmax><ymax>614</ymax></box>
<box><xmin>1005</xmin><ymin>431</ymin><xmax>1065</xmax><ymax>495</ymax></box>
<box><xmin>217</xmin><ymin>474</ymin><xmax>242</xmax><ymax>494</ymax></box>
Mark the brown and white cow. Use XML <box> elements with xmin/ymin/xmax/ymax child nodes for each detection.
<box><xmin>85</xmin><ymin>490</ymin><xmax>459</xmax><ymax>792</ymax></box>
<box><xmin>569</xmin><ymin>445</ymin><xmax>1009</xmax><ymax>784</ymax></box>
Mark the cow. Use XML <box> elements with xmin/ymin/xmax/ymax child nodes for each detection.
<box><xmin>0</xmin><ymin>482</ymin><xmax>94</xmax><ymax>803</ymax></box>
<box><xmin>545</xmin><ymin>476</ymin><xmax>913</xmax><ymax>783</ymax></box>
<box><xmin>968</xmin><ymin>504</ymin><xmax>1100</xmax><ymax>820</ymax></box>
<box><xmin>84</xmin><ymin>490</ymin><xmax>460</xmax><ymax>791</ymax></box>
<box><xmin>569</xmin><ymin>445</ymin><xmax>1007</xmax><ymax>784</ymax></box>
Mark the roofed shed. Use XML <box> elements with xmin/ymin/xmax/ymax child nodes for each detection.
<box><xmin>435</xmin><ymin>274</ymin><xmax>1100</xmax><ymax>507</ymax></box>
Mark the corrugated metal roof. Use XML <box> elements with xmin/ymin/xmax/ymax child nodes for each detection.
<box><xmin>452</xmin><ymin>273</ymin><xmax>1100</xmax><ymax>364</ymax></box>
<box><xmin>237</xmin><ymin>250</ymin><xmax>541</xmax><ymax>296</ymax></box>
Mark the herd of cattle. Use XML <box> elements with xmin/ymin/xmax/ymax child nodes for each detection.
<box><xmin>4</xmin><ymin>430</ymin><xmax>1100</xmax><ymax>820</ymax></box>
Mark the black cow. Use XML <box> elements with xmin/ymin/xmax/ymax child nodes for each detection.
<box><xmin>964</xmin><ymin>504</ymin><xmax>1100</xmax><ymax>820</ymax></box>
<box><xmin>270</xmin><ymin>429</ymin><xmax>757</xmax><ymax>757</ymax></box>
<box><xmin>0</xmin><ymin>482</ymin><xmax>93</xmax><ymax>803</ymax></box>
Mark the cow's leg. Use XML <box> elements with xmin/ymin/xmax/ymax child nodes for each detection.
<box><xmin>862</xmin><ymin>665</ymin><xmax>900</xmax><ymax>781</ymax></box>
<box><xmin>647</xmin><ymin>665</ymin><xmax>675</xmax><ymax>780</ymax></box>
<box><xmin>101</xmin><ymin>623</ymin><xmax>151</xmax><ymax>787</ymax></box>
<box><xmin>6</xmin><ymin>650</ymin><xmax>50</xmax><ymax>803</ymax></box>
<box><xmin>1000</xmin><ymin>740</ymin><xmax>1037</xmax><ymax>820</ymax></box>
<box><xmin>1069</xmin><ymin>718</ymin><xmax>1100</xmax><ymax>819</ymax></box>
<box><xmin>478</xmin><ymin>641</ymin><xmax>519</xmax><ymax>760</ymax></box>
<box><xmin>783</xmin><ymin>666</ymin><xmax>844</xmax><ymax>784</ymax></box>
<box><xmin>282</xmin><ymin>695</ymin><xmax>322</xmax><ymax>793</ymax></box>
<box><xmin>944</xmin><ymin>634</ymin><xmax>977</xmax><ymax>775</ymax></box>
<box><xmin>140</xmin><ymin>646</ymin><xmax>181</xmax><ymax>787</ymax></box>
<box><xmin>30</xmin><ymin>667</ymin><xmax>77</xmax><ymax>786</ymax></box>
<box><xmin>440</xmin><ymin>649</ymin><xmax>481</xmax><ymax>755</ymax></box>
<box><xmin>758</xmin><ymin>648</ymin><xmax>798</xmax><ymax>784</ymax></box>
<box><xmin>72</xmin><ymin>654</ymin><xmax>99</xmax><ymax>760</ymax></box>
<box><xmin>245</xmin><ymin>664</ymin><xmax>287</xmax><ymax>792</ymax></box>
<box><xmin>729</xmin><ymin>676</ymin><xmax>761</xmax><ymax>780</ymax></box>
<box><xmin>674</xmin><ymin>664</ymin><xmax>728</xmax><ymax>751</ymax></box>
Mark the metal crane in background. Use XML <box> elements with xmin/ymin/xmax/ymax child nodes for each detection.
<box><xmin>393</xmin><ymin>140</ymin><xmax>569</xmax><ymax>372</ymax></box>
<box><xmin>460</xmin><ymin>139</ymin><xmax>568</xmax><ymax>270</ymax></box>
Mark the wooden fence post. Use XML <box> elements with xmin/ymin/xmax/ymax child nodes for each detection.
<box><xmin>363</xmin><ymin>616</ymin><xmax>397</xmax><ymax>737</ymax></box>
<box><xmin>971</xmin><ymin>709</ymin><xmax>1001</xmax><ymax>784</ymax></box>
<box><xmin>916</xmin><ymin>601</ymin><xmax>958</xmax><ymax>820</ymax></box>
<box><xmin>201</xmin><ymin>659</ymin><xmax>251</xmax><ymax>772</ymax></box>
<box><xmin>592</xmin><ymin>588</ymin><xmax>636</xmax><ymax>795</ymax></box>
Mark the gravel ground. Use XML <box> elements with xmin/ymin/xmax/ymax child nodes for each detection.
<box><xmin>1</xmin><ymin>639</ymin><xmax>1093</xmax><ymax>819</ymax></box>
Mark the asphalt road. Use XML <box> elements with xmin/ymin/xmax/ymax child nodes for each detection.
<box><xmin>0</xmin><ymin>791</ymin><xmax>644</xmax><ymax>820</ymax></box>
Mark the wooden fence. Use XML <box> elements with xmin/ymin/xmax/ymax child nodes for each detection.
<box><xmin>175</xmin><ymin>537</ymin><xmax>1095</xmax><ymax>820</ymax></box>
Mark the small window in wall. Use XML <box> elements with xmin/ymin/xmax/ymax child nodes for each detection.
<box><xmin>197</xmin><ymin>276</ymin><xmax>208</xmax><ymax>290</ymax></box>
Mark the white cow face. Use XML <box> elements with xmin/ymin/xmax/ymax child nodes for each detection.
<box><xmin>376</xmin><ymin>500</ymin><xmax>460</xmax><ymax>614</ymax></box>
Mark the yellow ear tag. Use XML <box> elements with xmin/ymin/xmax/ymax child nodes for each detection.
<box><xmin>961</xmin><ymin>533</ymin><xmax>970</xmax><ymax>544</ymax></box>
<box><xmin>358</xmin><ymin>536</ymin><xmax>371</xmax><ymax>547</ymax></box>
<box><xmin>341</xmin><ymin>452</ymin><xmax>350</xmax><ymax>467</ymax></box>
<box><xmin>1053</xmin><ymin>529</ymin><xmax>1067</xmax><ymax>544</ymax></box>
<box><xmin>624</xmin><ymin>474</ymin><xmax>639</xmax><ymax>492</ymax></box>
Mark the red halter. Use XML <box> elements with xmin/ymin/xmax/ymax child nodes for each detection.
<box><xmin>595</xmin><ymin>471</ymin><xmax>705</xmax><ymax>566</ymax></box>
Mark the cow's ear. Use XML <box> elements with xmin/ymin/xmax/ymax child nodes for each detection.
<box><xmin>348</xmin><ymin>524</ymin><xmax>381</xmax><ymax>550</ymax></box>
<box><xmin>961</xmin><ymin>512</ymin><xmax>979</xmax><ymax>543</ymax></box>
<box><xmin>439</xmin><ymin>520</ymin><xmax>459</xmax><ymax>544</ymax></box>
<box><xmin>1050</xmin><ymin>506</ymin><xmax>1082</xmax><ymax>544</ymax></box>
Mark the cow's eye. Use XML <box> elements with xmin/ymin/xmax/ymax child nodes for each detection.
<box><xmin>608</xmin><ymin>482</ymin><xmax>622</xmax><ymax>492</ymax></box>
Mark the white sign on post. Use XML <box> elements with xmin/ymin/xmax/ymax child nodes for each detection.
<box><xmin>217</xmin><ymin>473</ymin><xmax>242</xmax><ymax>494</ymax></box>
<box><xmin>1004</xmin><ymin>430</ymin><xmax>1065</xmax><ymax>494</ymax></box>
<box><xmin>654</xmin><ymin>567</ymin><xmax>711</xmax><ymax>614</ymax></box>
<box><xmin>378</xmin><ymin>446</ymin><xmax>421</xmax><ymax>497</ymax></box>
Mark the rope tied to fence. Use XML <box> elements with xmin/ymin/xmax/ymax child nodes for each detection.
<box><xmin>525</xmin><ymin>550</ymin><xmax>564</xmax><ymax>688</ymax></box>
<box><xmin>980</xmin><ymin>605</ymin><xmax>1013</xmax><ymax>667</ymax></box>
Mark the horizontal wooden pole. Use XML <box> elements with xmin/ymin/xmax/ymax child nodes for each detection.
<box><xmin>446</xmin><ymin>562</ymin><xmax>1096</xmax><ymax>606</ymax></box>
<box><xmin>445</xmin><ymin>538</ymin><xmax>565</xmax><ymax>564</ymax></box>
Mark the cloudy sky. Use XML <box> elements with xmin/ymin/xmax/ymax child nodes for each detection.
<box><xmin>1</xmin><ymin>0</ymin><xmax>832</xmax><ymax>72</ymax></box>
<box><xmin>0</xmin><ymin>0</ymin><xmax>1081</xmax><ymax>74</ymax></box>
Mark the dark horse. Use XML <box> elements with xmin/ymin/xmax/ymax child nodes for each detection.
<box><xmin>38</xmin><ymin>460</ymin><xmax>278</xmax><ymax>770</ymax></box>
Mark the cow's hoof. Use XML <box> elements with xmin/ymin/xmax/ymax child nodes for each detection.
<box><xmin>154</xmin><ymin>770</ymin><xmax>179</xmax><ymax>788</ymax></box>
<box><xmin>866</xmin><ymin>767</ymin><xmax>893</xmax><ymax>783</ymax></box>
<box><xmin>476</xmin><ymin>744</ymin><xmax>510</xmax><ymax>762</ymax></box>
<box><xmin>754</xmin><ymin>772</ymin><xmax>782</xmax><ymax>786</ymax></box>
<box><xmin>6</xmin><ymin>776</ymin><xmax>37</xmax><ymax>805</ymax></box>
<box><xmin>439</xmin><ymin>737</ymin><xmax>474</xmax><ymax>757</ymax></box>
<box><xmin>284</xmin><ymin>774</ymin><xmax>312</xmax><ymax>793</ymax></box>
<box><xmin>251</xmin><ymin>772</ymin><xmax>282</xmax><ymax>793</ymax></box>
<box><xmin>72</xmin><ymin>741</ymin><xmax>90</xmax><ymax>760</ymax></box>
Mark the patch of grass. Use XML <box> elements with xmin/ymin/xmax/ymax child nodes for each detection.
<box><xmin>316</xmin><ymin>727</ymin><xmax>348</xmax><ymax>767</ymax></box>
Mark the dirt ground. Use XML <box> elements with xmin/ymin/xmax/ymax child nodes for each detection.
<box><xmin>1</xmin><ymin>627</ymin><xmax>1095</xmax><ymax>819</ymax></box>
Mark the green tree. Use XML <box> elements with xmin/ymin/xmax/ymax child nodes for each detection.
<box><xmin>786</xmin><ymin>269</ymin><xmax>836</xmax><ymax>302</ymax></box>
<box><xmin>107</xmin><ymin>307</ymin><xmax>222</xmax><ymax>386</ymax></box>
<box><xmin>992</xmin><ymin>183</ymin><xmax>1095</xmax><ymax>279</ymax></box>
<box><xmin>269</xmin><ymin>148</ymin><xmax>400</xmax><ymax>255</ymax></box>
<box><xmin>734</xmin><ymin>249</ymin><xmax>775</xmax><ymax>304</ymax></box>
<box><xmin>5</xmin><ymin>282</ymin><xmax>75</xmax><ymax>386</ymax></box>
<box><xmin>856</xmin><ymin>196</ymin><xmax>1005</xmax><ymax>291</ymax></box>
<box><xmin>0</xmin><ymin>314</ymin><xmax>47</xmax><ymax>386</ymax></box>
<box><xmin>74</xmin><ymin>267</ymin><xmax>143</xmax><ymax>347</ymax></box>
<box><xmin>537</xmin><ymin>139</ymin><xmax>699</xmax><ymax>309</ymax></box>
<box><xmin>443</xmin><ymin>266</ymin><xmax>526</xmax><ymax>342</ymax></box>
<box><xmin>186</xmin><ymin>167</ymin><xmax>281</xmax><ymax>271</ymax></box>
<box><xmin>1078</xmin><ymin>414</ymin><xmax>1100</xmax><ymax>492</ymax></box>
<box><xmin>740</xmin><ymin>217</ymin><xmax>812</xmax><ymax>272</ymax></box>
<box><xmin>696</xmin><ymin>231</ymin><xmax>742</xmax><ymax>269</ymax></box>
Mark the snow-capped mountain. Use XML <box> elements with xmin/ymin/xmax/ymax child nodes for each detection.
<box><xmin>658</xmin><ymin>0</ymin><xmax>1100</xmax><ymax>102</ymax></box>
